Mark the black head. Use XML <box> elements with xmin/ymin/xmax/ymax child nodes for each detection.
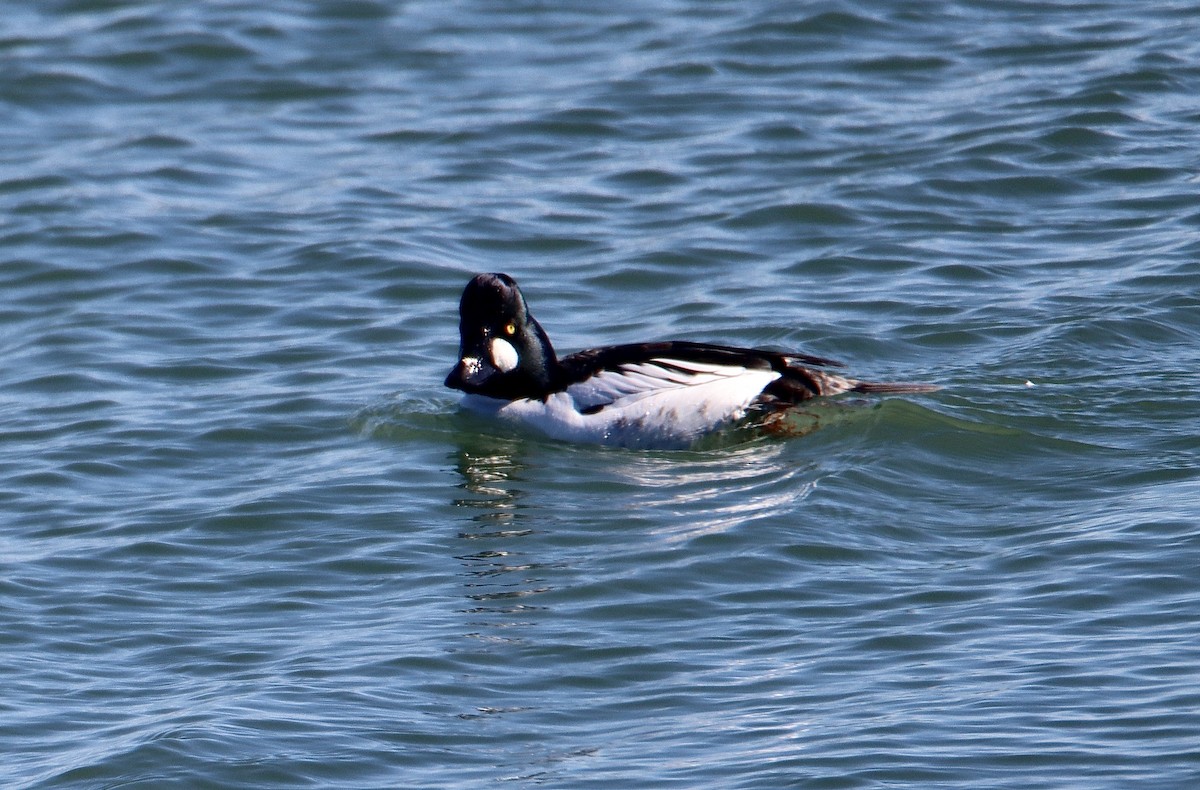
<box><xmin>444</xmin><ymin>273</ymin><xmax>559</xmax><ymax>400</ymax></box>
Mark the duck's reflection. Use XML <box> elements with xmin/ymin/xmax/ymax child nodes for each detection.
<box><xmin>452</xmin><ymin>435</ymin><xmax>529</xmax><ymax>535</ymax></box>
<box><xmin>451</xmin><ymin>435</ymin><xmax>548</xmax><ymax>636</ymax></box>
<box><xmin>609</xmin><ymin>438</ymin><xmax>821</xmax><ymax>544</ymax></box>
<box><xmin>445</xmin><ymin>422</ymin><xmax>838</xmax><ymax>623</ymax></box>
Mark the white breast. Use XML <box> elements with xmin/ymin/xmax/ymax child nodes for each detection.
<box><xmin>460</xmin><ymin>357</ymin><xmax>780</xmax><ymax>448</ymax></box>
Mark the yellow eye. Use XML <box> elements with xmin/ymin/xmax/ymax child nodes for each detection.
<box><xmin>504</xmin><ymin>322</ymin><xmax>516</xmax><ymax>336</ymax></box>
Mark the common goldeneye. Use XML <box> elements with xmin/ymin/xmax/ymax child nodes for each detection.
<box><xmin>445</xmin><ymin>273</ymin><xmax>937</xmax><ymax>448</ymax></box>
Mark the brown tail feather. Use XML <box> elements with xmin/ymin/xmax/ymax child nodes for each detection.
<box><xmin>850</xmin><ymin>381</ymin><xmax>941</xmax><ymax>395</ymax></box>
<box><xmin>765</xmin><ymin>366</ymin><xmax>939</xmax><ymax>402</ymax></box>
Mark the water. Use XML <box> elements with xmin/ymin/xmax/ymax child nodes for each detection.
<box><xmin>3</xmin><ymin>1</ymin><xmax>1199</xmax><ymax>787</ymax></box>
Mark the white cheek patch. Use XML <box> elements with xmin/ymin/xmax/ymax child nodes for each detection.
<box><xmin>489</xmin><ymin>337</ymin><xmax>519</xmax><ymax>373</ymax></box>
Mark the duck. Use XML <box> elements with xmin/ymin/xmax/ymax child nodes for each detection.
<box><xmin>445</xmin><ymin>272</ymin><xmax>937</xmax><ymax>448</ymax></box>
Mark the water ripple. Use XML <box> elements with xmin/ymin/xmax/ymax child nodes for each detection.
<box><xmin>3</xmin><ymin>0</ymin><xmax>1200</xmax><ymax>787</ymax></box>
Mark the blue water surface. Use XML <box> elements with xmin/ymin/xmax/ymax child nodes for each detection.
<box><xmin>2</xmin><ymin>1</ymin><xmax>1199</xmax><ymax>788</ymax></box>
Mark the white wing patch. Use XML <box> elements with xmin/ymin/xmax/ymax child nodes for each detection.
<box><xmin>568</xmin><ymin>358</ymin><xmax>751</xmax><ymax>407</ymax></box>
<box><xmin>467</xmin><ymin>356</ymin><xmax>781</xmax><ymax>448</ymax></box>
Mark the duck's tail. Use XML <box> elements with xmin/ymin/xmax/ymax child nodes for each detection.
<box><xmin>765</xmin><ymin>363</ymin><xmax>940</xmax><ymax>403</ymax></box>
<box><xmin>850</xmin><ymin>380</ymin><xmax>941</xmax><ymax>395</ymax></box>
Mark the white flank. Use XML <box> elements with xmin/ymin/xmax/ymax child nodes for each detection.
<box><xmin>460</xmin><ymin>358</ymin><xmax>780</xmax><ymax>448</ymax></box>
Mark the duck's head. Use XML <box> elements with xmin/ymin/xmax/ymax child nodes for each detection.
<box><xmin>445</xmin><ymin>273</ymin><xmax>558</xmax><ymax>400</ymax></box>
